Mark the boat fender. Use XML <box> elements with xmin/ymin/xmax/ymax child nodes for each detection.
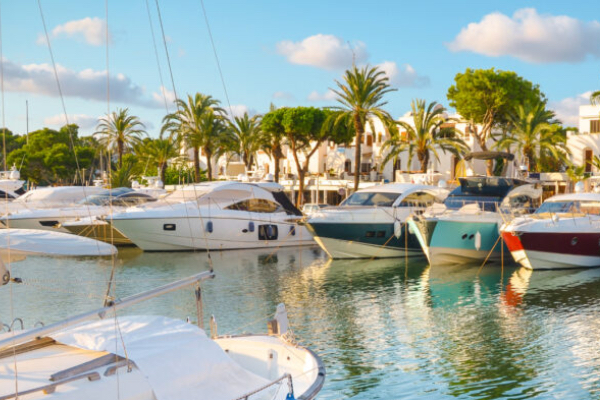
<box><xmin>474</xmin><ymin>231</ymin><xmax>481</xmax><ymax>251</ymax></box>
<box><xmin>289</xmin><ymin>225</ymin><xmax>296</xmax><ymax>236</ymax></box>
<box><xmin>206</xmin><ymin>221</ymin><xmax>213</xmax><ymax>233</ymax></box>
<box><xmin>394</xmin><ymin>220</ymin><xmax>402</xmax><ymax>239</ymax></box>
<box><xmin>248</xmin><ymin>221</ymin><xmax>255</xmax><ymax>232</ymax></box>
<box><xmin>267</xmin><ymin>225</ymin><xmax>275</xmax><ymax>237</ymax></box>
<box><xmin>286</xmin><ymin>393</ymin><xmax>295</xmax><ymax>400</ymax></box>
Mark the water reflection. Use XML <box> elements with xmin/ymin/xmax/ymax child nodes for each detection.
<box><xmin>3</xmin><ymin>248</ymin><xmax>600</xmax><ymax>399</ymax></box>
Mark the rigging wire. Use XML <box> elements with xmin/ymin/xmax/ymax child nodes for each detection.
<box><xmin>36</xmin><ymin>0</ymin><xmax>83</xmax><ymax>180</ymax></box>
<box><xmin>145</xmin><ymin>0</ymin><xmax>170</xmax><ymax>114</ymax></box>
<box><xmin>154</xmin><ymin>0</ymin><xmax>178</xmax><ymax>104</ymax></box>
<box><xmin>199</xmin><ymin>0</ymin><xmax>234</xmax><ymax>118</ymax></box>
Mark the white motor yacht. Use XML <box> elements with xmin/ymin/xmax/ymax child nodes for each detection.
<box><xmin>110</xmin><ymin>181</ymin><xmax>315</xmax><ymax>251</ymax></box>
<box><xmin>305</xmin><ymin>183</ymin><xmax>448</xmax><ymax>259</ymax></box>
<box><xmin>0</xmin><ymin>188</ymin><xmax>157</xmax><ymax>232</ymax></box>
<box><xmin>501</xmin><ymin>192</ymin><xmax>600</xmax><ymax>269</ymax></box>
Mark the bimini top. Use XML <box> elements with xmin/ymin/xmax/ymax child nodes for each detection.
<box><xmin>339</xmin><ymin>183</ymin><xmax>448</xmax><ymax>208</ymax></box>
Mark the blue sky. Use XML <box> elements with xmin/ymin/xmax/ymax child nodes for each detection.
<box><xmin>1</xmin><ymin>0</ymin><xmax>599</xmax><ymax>138</ymax></box>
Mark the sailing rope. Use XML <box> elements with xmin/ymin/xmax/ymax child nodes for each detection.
<box><xmin>199</xmin><ymin>0</ymin><xmax>234</xmax><ymax>118</ymax></box>
<box><xmin>144</xmin><ymin>0</ymin><xmax>170</xmax><ymax>114</ymax></box>
<box><xmin>154</xmin><ymin>0</ymin><xmax>178</xmax><ymax>104</ymax></box>
<box><xmin>0</xmin><ymin>1</ymin><xmax>19</xmax><ymax>394</ymax></box>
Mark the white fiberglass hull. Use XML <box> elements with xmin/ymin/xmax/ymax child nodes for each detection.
<box><xmin>428</xmin><ymin>247</ymin><xmax>504</xmax><ymax>266</ymax></box>
<box><xmin>111</xmin><ymin>216</ymin><xmax>315</xmax><ymax>251</ymax></box>
<box><xmin>313</xmin><ymin>236</ymin><xmax>423</xmax><ymax>259</ymax></box>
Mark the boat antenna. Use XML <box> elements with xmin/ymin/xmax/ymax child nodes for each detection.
<box><xmin>0</xmin><ymin>0</ymin><xmax>5</xmax><ymax>172</ymax></box>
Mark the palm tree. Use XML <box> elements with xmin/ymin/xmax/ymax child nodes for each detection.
<box><xmin>381</xmin><ymin>100</ymin><xmax>468</xmax><ymax>172</ymax></box>
<box><xmin>496</xmin><ymin>102</ymin><xmax>566</xmax><ymax>173</ymax></box>
<box><xmin>94</xmin><ymin>108</ymin><xmax>146</xmax><ymax>168</ymax></box>
<box><xmin>591</xmin><ymin>90</ymin><xmax>600</xmax><ymax>106</ymax></box>
<box><xmin>162</xmin><ymin>93</ymin><xmax>224</xmax><ymax>182</ymax></box>
<box><xmin>259</xmin><ymin>105</ymin><xmax>286</xmax><ymax>183</ymax></box>
<box><xmin>227</xmin><ymin>112</ymin><xmax>262</xmax><ymax>170</ymax></box>
<box><xmin>139</xmin><ymin>134</ymin><xmax>180</xmax><ymax>183</ymax></box>
<box><xmin>331</xmin><ymin>65</ymin><xmax>396</xmax><ymax>191</ymax></box>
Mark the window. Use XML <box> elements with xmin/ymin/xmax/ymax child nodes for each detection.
<box><xmin>366</xmin><ymin>135</ymin><xmax>373</xmax><ymax>146</ymax></box>
<box><xmin>377</xmin><ymin>133</ymin><xmax>383</xmax><ymax>143</ymax></box>
<box><xmin>399</xmin><ymin>192</ymin><xmax>437</xmax><ymax>208</ymax></box>
<box><xmin>340</xmin><ymin>192</ymin><xmax>400</xmax><ymax>207</ymax></box>
<box><xmin>585</xmin><ymin>149</ymin><xmax>593</xmax><ymax>173</ymax></box>
<box><xmin>226</xmin><ymin>198</ymin><xmax>283</xmax><ymax>213</ymax></box>
<box><xmin>361</xmin><ymin>163</ymin><xmax>371</xmax><ymax>173</ymax></box>
<box><xmin>591</xmin><ymin>120</ymin><xmax>600</xmax><ymax>133</ymax></box>
<box><xmin>344</xmin><ymin>160</ymin><xmax>352</xmax><ymax>173</ymax></box>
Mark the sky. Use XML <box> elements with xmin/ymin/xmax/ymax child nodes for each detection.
<box><xmin>0</xmin><ymin>0</ymin><xmax>599</xmax><ymax>138</ymax></box>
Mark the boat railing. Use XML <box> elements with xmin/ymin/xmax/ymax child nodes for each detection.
<box><xmin>0</xmin><ymin>270</ymin><xmax>215</xmax><ymax>351</ymax></box>
<box><xmin>232</xmin><ymin>373</ymin><xmax>294</xmax><ymax>400</ymax></box>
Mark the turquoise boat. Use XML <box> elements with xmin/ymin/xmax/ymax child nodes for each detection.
<box><xmin>408</xmin><ymin>177</ymin><xmax>541</xmax><ymax>266</ymax></box>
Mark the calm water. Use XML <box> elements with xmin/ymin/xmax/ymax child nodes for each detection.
<box><xmin>3</xmin><ymin>246</ymin><xmax>600</xmax><ymax>399</ymax></box>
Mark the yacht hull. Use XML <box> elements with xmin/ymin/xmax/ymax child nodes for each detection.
<box><xmin>502</xmin><ymin>230</ymin><xmax>600</xmax><ymax>270</ymax></box>
<box><xmin>111</xmin><ymin>216</ymin><xmax>314</xmax><ymax>251</ymax></box>
<box><xmin>306</xmin><ymin>221</ymin><xmax>423</xmax><ymax>259</ymax></box>
<box><xmin>412</xmin><ymin>218</ymin><xmax>508</xmax><ymax>266</ymax></box>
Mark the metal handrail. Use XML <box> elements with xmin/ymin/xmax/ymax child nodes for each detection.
<box><xmin>0</xmin><ymin>270</ymin><xmax>215</xmax><ymax>351</ymax></box>
<box><xmin>231</xmin><ymin>373</ymin><xmax>293</xmax><ymax>400</ymax></box>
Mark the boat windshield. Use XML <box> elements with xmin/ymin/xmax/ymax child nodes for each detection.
<box><xmin>79</xmin><ymin>187</ymin><xmax>134</xmax><ymax>205</ymax></box>
<box><xmin>444</xmin><ymin>177</ymin><xmax>526</xmax><ymax>211</ymax></box>
<box><xmin>340</xmin><ymin>192</ymin><xmax>400</xmax><ymax>207</ymax></box>
<box><xmin>536</xmin><ymin>200</ymin><xmax>600</xmax><ymax>215</ymax></box>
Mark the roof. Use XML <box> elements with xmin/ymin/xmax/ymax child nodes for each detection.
<box><xmin>544</xmin><ymin>192</ymin><xmax>600</xmax><ymax>202</ymax></box>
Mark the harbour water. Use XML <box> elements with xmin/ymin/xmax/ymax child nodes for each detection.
<box><xmin>3</xmin><ymin>246</ymin><xmax>600</xmax><ymax>399</ymax></box>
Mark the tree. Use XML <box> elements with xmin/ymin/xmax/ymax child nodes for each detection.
<box><xmin>591</xmin><ymin>90</ymin><xmax>600</xmax><ymax>106</ymax></box>
<box><xmin>332</xmin><ymin>65</ymin><xmax>396</xmax><ymax>191</ymax></box>
<box><xmin>260</xmin><ymin>107</ymin><xmax>286</xmax><ymax>182</ymax></box>
<box><xmin>162</xmin><ymin>93</ymin><xmax>224</xmax><ymax>182</ymax></box>
<box><xmin>447</xmin><ymin>68</ymin><xmax>544</xmax><ymax>175</ymax></box>
<box><xmin>382</xmin><ymin>99</ymin><xmax>468</xmax><ymax>172</ymax></box>
<box><xmin>137</xmin><ymin>134</ymin><xmax>180</xmax><ymax>183</ymax></box>
<box><xmin>495</xmin><ymin>101</ymin><xmax>567</xmax><ymax>173</ymax></box>
<box><xmin>227</xmin><ymin>112</ymin><xmax>262</xmax><ymax>171</ymax></box>
<box><xmin>94</xmin><ymin>108</ymin><xmax>146</xmax><ymax>168</ymax></box>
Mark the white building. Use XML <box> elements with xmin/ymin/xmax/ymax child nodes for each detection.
<box><xmin>567</xmin><ymin>105</ymin><xmax>600</xmax><ymax>171</ymax></box>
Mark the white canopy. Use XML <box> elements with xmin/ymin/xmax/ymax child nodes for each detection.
<box><xmin>52</xmin><ymin>315</ymin><xmax>276</xmax><ymax>400</ymax></box>
<box><xmin>0</xmin><ymin>229</ymin><xmax>117</xmax><ymax>258</ymax></box>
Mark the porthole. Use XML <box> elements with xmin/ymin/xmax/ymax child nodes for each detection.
<box><xmin>571</xmin><ymin>237</ymin><xmax>578</xmax><ymax>246</ymax></box>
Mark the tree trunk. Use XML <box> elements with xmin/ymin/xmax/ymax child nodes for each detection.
<box><xmin>205</xmin><ymin>147</ymin><xmax>213</xmax><ymax>181</ymax></box>
<box><xmin>193</xmin><ymin>147</ymin><xmax>200</xmax><ymax>182</ymax></box>
<box><xmin>353</xmin><ymin>113</ymin><xmax>363</xmax><ymax>192</ymax></box>
<box><xmin>160</xmin><ymin>162</ymin><xmax>167</xmax><ymax>183</ymax></box>
<box><xmin>118</xmin><ymin>139</ymin><xmax>124</xmax><ymax>169</ymax></box>
<box><xmin>274</xmin><ymin>154</ymin><xmax>281</xmax><ymax>183</ymax></box>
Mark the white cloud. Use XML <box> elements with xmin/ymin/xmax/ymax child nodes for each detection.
<box><xmin>44</xmin><ymin>114</ymin><xmax>99</xmax><ymax>129</ymax></box>
<box><xmin>377</xmin><ymin>61</ymin><xmax>430</xmax><ymax>88</ymax></box>
<box><xmin>37</xmin><ymin>17</ymin><xmax>111</xmax><ymax>46</ymax></box>
<box><xmin>151</xmin><ymin>86</ymin><xmax>177</xmax><ymax>109</ymax></box>
<box><xmin>307</xmin><ymin>89</ymin><xmax>336</xmax><ymax>102</ymax></box>
<box><xmin>448</xmin><ymin>8</ymin><xmax>600</xmax><ymax>63</ymax></box>
<box><xmin>3</xmin><ymin>57</ymin><xmax>158</xmax><ymax>107</ymax></box>
<box><xmin>226</xmin><ymin>105</ymin><xmax>258</xmax><ymax>118</ymax></box>
<box><xmin>276</xmin><ymin>34</ymin><xmax>368</xmax><ymax>70</ymax></box>
<box><xmin>548</xmin><ymin>91</ymin><xmax>592</xmax><ymax>127</ymax></box>
<box><xmin>273</xmin><ymin>91</ymin><xmax>295</xmax><ymax>101</ymax></box>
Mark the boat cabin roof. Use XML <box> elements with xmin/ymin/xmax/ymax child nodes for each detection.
<box><xmin>544</xmin><ymin>192</ymin><xmax>600</xmax><ymax>202</ymax></box>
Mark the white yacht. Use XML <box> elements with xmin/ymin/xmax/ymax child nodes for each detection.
<box><xmin>0</xmin><ymin>188</ymin><xmax>157</xmax><ymax>232</ymax></box>
<box><xmin>110</xmin><ymin>181</ymin><xmax>315</xmax><ymax>251</ymax></box>
<box><xmin>0</xmin><ymin>270</ymin><xmax>325</xmax><ymax>400</ymax></box>
<box><xmin>305</xmin><ymin>183</ymin><xmax>448</xmax><ymax>259</ymax></box>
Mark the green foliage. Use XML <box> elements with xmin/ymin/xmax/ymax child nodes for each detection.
<box><xmin>382</xmin><ymin>99</ymin><xmax>469</xmax><ymax>172</ymax></box>
<box><xmin>332</xmin><ymin>64</ymin><xmax>396</xmax><ymax>190</ymax></box>
<box><xmin>495</xmin><ymin>101</ymin><xmax>567</xmax><ymax>173</ymax></box>
<box><xmin>5</xmin><ymin>125</ymin><xmax>96</xmax><ymax>185</ymax></box>
<box><xmin>227</xmin><ymin>112</ymin><xmax>262</xmax><ymax>169</ymax></box>
<box><xmin>111</xmin><ymin>154</ymin><xmax>137</xmax><ymax>188</ymax></box>
<box><xmin>447</xmin><ymin>68</ymin><xmax>544</xmax><ymax>145</ymax></box>
<box><xmin>162</xmin><ymin>93</ymin><xmax>225</xmax><ymax>181</ymax></box>
<box><xmin>94</xmin><ymin>108</ymin><xmax>146</xmax><ymax>168</ymax></box>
